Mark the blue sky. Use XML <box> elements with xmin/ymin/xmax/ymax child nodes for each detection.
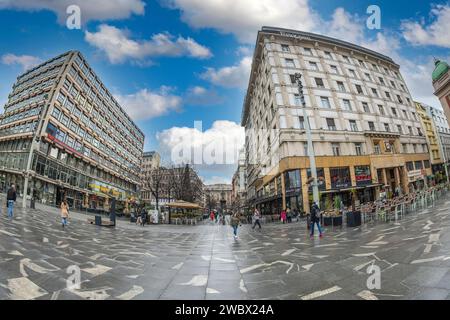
<box><xmin>1</xmin><ymin>0</ymin><xmax>450</xmax><ymax>184</ymax></box>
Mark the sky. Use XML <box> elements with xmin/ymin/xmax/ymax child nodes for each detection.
<box><xmin>1</xmin><ymin>0</ymin><xmax>450</xmax><ymax>185</ymax></box>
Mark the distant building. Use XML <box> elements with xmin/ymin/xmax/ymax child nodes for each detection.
<box><xmin>231</xmin><ymin>149</ymin><xmax>247</xmax><ymax>211</ymax></box>
<box><xmin>432</xmin><ymin>59</ymin><xmax>450</xmax><ymax>128</ymax></box>
<box><xmin>140</xmin><ymin>151</ymin><xmax>161</xmax><ymax>202</ymax></box>
<box><xmin>204</xmin><ymin>184</ymin><xmax>232</xmax><ymax>212</ymax></box>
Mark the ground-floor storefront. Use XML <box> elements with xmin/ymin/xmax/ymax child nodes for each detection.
<box><xmin>249</xmin><ymin>153</ymin><xmax>432</xmax><ymax>214</ymax></box>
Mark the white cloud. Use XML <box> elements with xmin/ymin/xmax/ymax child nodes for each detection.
<box><xmin>326</xmin><ymin>8</ymin><xmax>364</xmax><ymax>45</ymax></box>
<box><xmin>401</xmin><ymin>4</ymin><xmax>450</xmax><ymax>48</ymax></box>
<box><xmin>85</xmin><ymin>24</ymin><xmax>212</xmax><ymax>64</ymax></box>
<box><xmin>163</xmin><ymin>0</ymin><xmax>319</xmax><ymax>43</ymax></box>
<box><xmin>200</xmin><ymin>56</ymin><xmax>252</xmax><ymax>89</ymax></box>
<box><xmin>0</xmin><ymin>0</ymin><xmax>145</xmax><ymax>24</ymax></box>
<box><xmin>1</xmin><ymin>53</ymin><xmax>41</xmax><ymax>71</ymax></box>
<box><xmin>157</xmin><ymin>120</ymin><xmax>245</xmax><ymax>166</ymax></box>
<box><xmin>185</xmin><ymin>86</ymin><xmax>223</xmax><ymax>105</ymax></box>
<box><xmin>114</xmin><ymin>87</ymin><xmax>182</xmax><ymax>121</ymax></box>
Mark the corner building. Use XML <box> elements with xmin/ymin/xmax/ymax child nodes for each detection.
<box><xmin>242</xmin><ymin>27</ymin><xmax>431</xmax><ymax>214</ymax></box>
<box><xmin>0</xmin><ymin>51</ymin><xmax>144</xmax><ymax>211</ymax></box>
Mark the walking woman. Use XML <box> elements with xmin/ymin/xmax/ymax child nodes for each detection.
<box><xmin>280</xmin><ymin>209</ymin><xmax>287</xmax><ymax>224</ymax></box>
<box><xmin>252</xmin><ymin>208</ymin><xmax>262</xmax><ymax>231</ymax></box>
<box><xmin>231</xmin><ymin>212</ymin><xmax>240</xmax><ymax>240</ymax></box>
<box><xmin>60</xmin><ymin>200</ymin><xmax>69</xmax><ymax>228</ymax></box>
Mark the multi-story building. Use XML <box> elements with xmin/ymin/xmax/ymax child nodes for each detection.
<box><xmin>0</xmin><ymin>51</ymin><xmax>144</xmax><ymax>211</ymax></box>
<box><xmin>204</xmin><ymin>184</ymin><xmax>232</xmax><ymax>212</ymax></box>
<box><xmin>415</xmin><ymin>102</ymin><xmax>443</xmax><ymax>173</ymax></box>
<box><xmin>242</xmin><ymin>27</ymin><xmax>431</xmax><ymax>214</ymax></box>
<box><xmin>421</xmin><ymin>103</ymin><xmax>450</xmax><ymax>178</ymax></box>
<box><xmin>231</xmin><ymin>149</ymin><xmax>247</xmax><ymax>211</ymax></box>
<box><xmin>432</xmin><ymin>59</ymin><xmax>450</xmax><ymax>127</ymax></box>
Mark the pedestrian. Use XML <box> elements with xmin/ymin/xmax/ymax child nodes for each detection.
<box><xmin>231</xmin><ymin>212</ymin><xmax>241</xmax><ymax>239</ymax></box>
<box><xmin>252</xmin><ymin>208</ymin><xmax>262</xmax><ymax>231</ymax></box>
<box><xmin>6</xmin><ymin>184</ymin><xmax>16</xmax><ymax>219</ymax></box>
<box><xmin>286</xmin><ymin>208</ymin><xmax>292</xmax><ymax>223</ymax></box>
<box><xmin>60</xmin><ymin>199</ymin><xmax>69</xmax><ymax>228</ymax></box>
<box><xmin>210</xmin><ymin>211</ymin><xmax>215</xmax><ymax>222</ymax></box>
<box><xmin>140</xmin><ymin>206</ymin><xmax>147</xmax><ymax>226</ymax></box>
<box><xmin>280</xmin><ymin>209</ymin><xmax>287</xmax><ymax>224</ymax></box>
<box><xmin>310</xmin><ymin>202</ymin><xmax>323</xmax><ymax>238</ymax></box>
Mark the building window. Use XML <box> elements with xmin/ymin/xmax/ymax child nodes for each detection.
<box><xmin>320</xmin><ymin>96</ymin><xmax>331</xmax><ymax>108</ymax></box>
<box><xmin>378</xmin><ymin>105</ymin><xmax>385</xmax><ymax>115</ymax></box>
<box><xmin>52</xmin><ymin>107</ymin><xmax>61</xmax><ymax>120</ymax></box>
<box><xmin>397</xmin><ymin>95</ymin><xmax>403</xmax><ymax>104</ymax></box>
<box><xmin>342</xmin><ymin>55</ymin><xmax>350</xmax><ymax>63</ymax></box>
<box><xmin>281</xmin><ymin>44</ymin><xmax>290</xmax><ymax>52</ymax></box>
<box><xmin>337</xmin><ymin>81</ymin><xmax>346</xmax><ymax>92</ymax></box>
<box><xmin>408</xmin><ymin>126</ymin><xmax>413</xmax><ymax>135</ymax></box>
<box><xmin>355</xmin><ymin>143</ymin><xmax>363</xmax><ymax>155</ymax></box>
<box><xmin>417</xmin><ymin>128</ymin><xmax>423</xmax><ymax>136</ymax></box>
<box><xmin>362</xmin><ymin>102</ymin><xmax>370</xmax><ymax>113</ymax></box>
<box><xmin>391</xmin><ymin>108</ymin><xmax>397</xmax><ymax>117</ymax></box>
<box><xmin>324</xmin><ymin>51</ymin><xmax>332</xmax><ymax>59</ymax></box>
<box><xmin>332</xmin><ymin>143</ymin><xmax>341</xmax><ymax>156</ymax></box>
<box><xmin>402</xmin><ymin>143</ymin><xmax>407</xmax><ymax>153</ymax></box>
<box><xmin>379</xmin><ymin>77</ymin><xmax>385</xmax><ymax>85</ymax></box>
<box><xmin>374</xmin><ymin>142</ymin><xmax>381</xmax><ymax>154</ymax></box>
<box><xmin>349</xmin><ymin>69</ymin><xmax>356</xmax><ymax>77</ymax></box>
<box><xmin>406</xmin><ymin>161</ymin><xmax>414</xmax><ymax>171</ymax></box>
<box><xmin>330</xmin><ymin>65</ymin><xmax>338</xmax><ymax>74</ymax></box>
<box><xmin>355</xmin><ymin>84</ymin><xmax>363</xmax><ymax>94</ymax></box>
<box><xmin>368</xmin><ymin>121</ymin><xmax>375</xmax><ymax>131</ymax></box>
<box><xmin>384</xmin><ymin>123</ymin><xmax>390</xmax><ymax>132</ymax></box>
<box><xmin>424</xmin><ymin>160</ymin><xmax>431</xmax><ymax>168</ymax></box>
<box><xmin>284</xmin><ymin>169</ymin><xmax>301</xmax><ymax>191</ymax></box>
<box><xmin>397</xmin><ymin>125</ymin><xmax>403</xmax><ymax>134</ymax></box>
<box><xmin>294</xmin><ymin>94</ymin><xmax>301</xmax><ymax>106</ymax></box>
<box><xmin>390</xmin><ymin>80</ymin><xmax>396</xmax><ymax>88</ymax></box>
<box><xmin>289</xmin><ymin>74</ymin><xmax>297</xmax><ymax>84</ymax></box>
<box><xmin>350</xmin><ymin>120</ymin><xmax>358</xmax><ymax>131</ymax></box>
<box><xmin>327</xmin><ymin>118</ymin><xmax>337</xmax><ymax>131</ymax></box>
<box><xmin>298</xmin><ymin>116</ymin><xmax>305</xmax><ymax>129</ymax></box>
<box><xmin>330</xmin><ymin>167</ymin><xmax>351</xmax><ymax>188</ymax></box>
<box><xmin>303</xmin><ymin>47</ymin><xmax>312</xmax><ymax>55</ymax></box>
<box><xmin>342</xmin><ymin>99</ymin><xmax>352</xmax><ymax>111</ymax></box>
<box><xmin>365</xmin><ymin>73</ymin><xmax>372</xmax><ymax>81</ymax></box>
<box><xmin>372</xmin><ymin>88</ymin><xmax>379</xmax><ymax>97</ymax></box>
<box><xmin>309</xmin><ymin>61</ymin><xmax>318</xmax><ymax>71</ymax></box>
<box><xmin>285</xmin><ymin>58</ymin><xmax>295</xmax><ymax>68</ymax></box>
<box><xmin>415</xmin><ymin>160</ymin><xmax>423</xmax><ymax>170</ymax></box>
<box><xmin>315</xmin><ymin>78</ymin><xmax>325</xmax><ymax>88</ymax></box>
<box><xmin>385</xmin><ymin>91</ymin><xmax>391</xmax><ymax>100</ymax></box>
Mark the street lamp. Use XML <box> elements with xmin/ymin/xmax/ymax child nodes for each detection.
<box><xmin>294</xmin><ymin>73</ymin><xmax>320</xmax><ymax>207</ymax></box>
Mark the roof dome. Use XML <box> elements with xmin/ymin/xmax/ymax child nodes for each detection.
<box><xmin>432</xmin><ymin>59</ymin><xmax>449</xmax><ymax>82</ymax></box>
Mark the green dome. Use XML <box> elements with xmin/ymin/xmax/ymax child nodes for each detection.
<box><xmin>432</xmin><ymin>59</ymin><xmax>449</xmax><ymax>82</ymax></box>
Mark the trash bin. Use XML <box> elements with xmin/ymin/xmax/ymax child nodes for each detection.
<box><xmin>95</xmin><ymin>215</ymin><xmax>102</xmax><ymax>226</ymax></box>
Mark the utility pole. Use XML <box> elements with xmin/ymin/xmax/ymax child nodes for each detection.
<box><xmin>295</xmin><ymin>73</ymin><xmax>320</xmax><ymax>208</ymax></box>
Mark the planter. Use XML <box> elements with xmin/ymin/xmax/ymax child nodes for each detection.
<box><xmin>323</xmin><ymin>216</ymin><xmax>342</xmax><ymax>226</ymax></box>
<box><xmin>346</xmin><ymin>211</ymin><xmax>361</xmax><ymax>227</ymax></box>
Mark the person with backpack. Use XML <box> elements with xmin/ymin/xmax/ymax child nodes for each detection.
<box><xmin>6</xmin><ymin>184</ymin><xmax>17</xmax><ymax>219</ymax></box>
<box><xmin>310</xmin><ymin>202</ymin><xmax>323</xmax><ymax>238</ymax></box>
<box><xmin>60</xmin><ymin>199</ymin><xmax>69</xmax><ymax>228</ymax></box>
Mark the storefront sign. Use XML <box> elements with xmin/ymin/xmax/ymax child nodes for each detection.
<box><xmin>355</xmin><ymin>166</ymin><xmax>372</xmax><ymax>186</ymax></box>
<box><xmin>408</xmin><ymin>169</ymin><xmax>424</xmax><ymax>182</ymax></box>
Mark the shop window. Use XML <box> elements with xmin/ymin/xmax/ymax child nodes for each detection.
<box><xmin>355</xmin><ymin>166</ymin><xmax>372</xmax><ymax>186</ymax></box>
<box><xmin>330</xmin><ymin>167</ymin><xmax>351</xmax><ymax>189</ymax></box>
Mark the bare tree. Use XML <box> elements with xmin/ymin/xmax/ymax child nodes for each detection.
<box><xmin>143</xmin><ymin>167</ymin><xmax>165</xmax><ymax>210</ymax></box>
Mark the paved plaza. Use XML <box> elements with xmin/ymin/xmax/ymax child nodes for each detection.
<box><xmin>1</xmin><ymin>195</ymin><xmax>450</xmax><ymax>300</ymax></box>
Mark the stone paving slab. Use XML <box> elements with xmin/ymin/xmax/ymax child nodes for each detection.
<box><xmin>2</xmin><ymin>193</ymin><xmax>450</xmax><ymax>300</ymax></box>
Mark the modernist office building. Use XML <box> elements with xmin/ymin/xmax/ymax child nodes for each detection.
<box><xmin>242</xmin><ymin>27</ymin><xmax>431</xmax><ymax>214</ymax></box>
<box><xmin>0</xmin><ymin>51</ymin><xmax>144</xmax><ymax>211</ymax></box>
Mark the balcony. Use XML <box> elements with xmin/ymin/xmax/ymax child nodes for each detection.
<box><xmin>363</xmin><ymin>130</ymin><xmax>400</xmax><ymax>139</ymax></box>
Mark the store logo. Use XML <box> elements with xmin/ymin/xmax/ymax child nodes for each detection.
<box><xmin>366</xmin><ymin>5</ymin><xmax>381</xmax><ymax>30</ymax></box>
<box><xmin>66</xmin><ymin>265</ymin><xmax>81</xmax><ymax>290</ymax></box>
<box><xmin>366</xmin><ymin>263</ymin><xmax>381</xmax><ymax>290</ymax></box>
<box><xmin>66</xmin><ymin>5</ymin><xmax>81</xmax><ymax>30</ymax></box>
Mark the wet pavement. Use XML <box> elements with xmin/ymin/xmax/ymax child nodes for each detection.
<box><xmin>1</xmin><ymin>194</ymin><xmax>450</xmax><ymax>300</ymax></box>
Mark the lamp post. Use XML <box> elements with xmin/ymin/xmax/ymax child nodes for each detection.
<box><xmin>295</xmin><ymin>73</ymin><xmax>320</xmax><ymax>207</ymax></box>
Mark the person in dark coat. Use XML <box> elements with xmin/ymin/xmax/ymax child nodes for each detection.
<box><xmin>140</xmin><ymin>206</ymin><xmax>147</xmax><ymax>226</ymax></box>
<box><xmin>6</xmin><ymin>184</ymin><xmax>17</xmax><ymax>219</ymax></box>
<box><xmin>310</xmin><ymin>202</ymin><xmax>323</xmax><ymax>238</ymax></box>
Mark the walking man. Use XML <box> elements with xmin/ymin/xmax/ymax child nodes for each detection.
<box><xmin>6</xmin><ymin>184</ymin><xmax>16</xmax><ymax>219</ymax></box>
<box><xmin>252</xmin><ymin>207</ymin><xmax>262</xmax><ymax>231</ymax></box>
<box><xmin>310</xmin><ymin>202</ymin><xmax>323</xmax><ymax>238</ymax></box>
